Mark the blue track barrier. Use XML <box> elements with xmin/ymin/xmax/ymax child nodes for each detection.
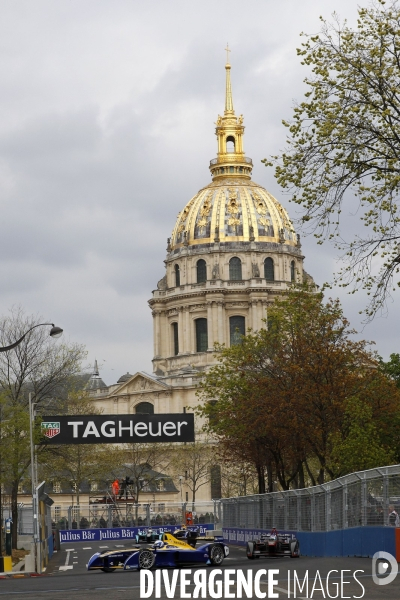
<box><xmin>59</xmin><ymin>523</ymin><xmax>215</xmax><ymax>544</ymax></box>
<box><xmin>223</xmin><ymin>526</ymin><xmax>397</xmax><ymax>558</ymax></box>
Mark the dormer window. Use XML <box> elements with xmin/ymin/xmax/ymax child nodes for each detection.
<box><xmin>172</xmin><ymin>322</ymin><xmax>179</xmax><ymax>355</ymax></box>
<box><xmin>197</xmin><ymin>259</ymin><xmax>207</xmax><ymax>283</ymax></box>
<box><xmin>291</xmin><ymin>260</ymin><xmax>296</xmax><ymax>282</ymax></box>
<box><xmin>264</xmin><ymin>258</ymin><xmax>274</xmax><ymax>281</ymax></box>
<box><xmin>174</xmin><ymin>264</ymin><xmax>180</xmax><ymax>287</ymax></box>
<box><xmin>135</xmin><ymin>402</ymin><xmax>154</xmax><ymax>414</ymax></box>
<box><xmin>229</xmin><ymin>257</ymin><xmax>242</xmax><ymax>280</ymax></box>
<box><xmin>195</xmin><ymin>318</ymin><xmax>208</xmax><ymax>352</ymax></box>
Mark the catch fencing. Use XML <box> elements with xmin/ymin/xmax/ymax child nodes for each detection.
<box><xmin>221</xmin><ymin>465</ymin><xmax>400</xmax><ymax>532</ymax></box>
<box><xmin>52</xmin><ymin>501</ymin><xmax>222</xmax><ymax>530</ymax></box>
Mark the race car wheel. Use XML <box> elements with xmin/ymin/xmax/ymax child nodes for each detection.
<box><xmin>138</xmin><ymin>549</ymin><xmax>156</xmax><ymax>570</ymax></box>
<box><xmin>246</xmin><ymin>542</ymin><xmax>255</xmax><ymax>559</ymax></box>
<box><xmin>290</xmin><ymin>541</ymin><xmax>300</xmax><ymax>558</ymax></box>
<box><xmin>209</xmin><ymin>544</ymin><xmax>224</xmax><ymax>566</ymax></box>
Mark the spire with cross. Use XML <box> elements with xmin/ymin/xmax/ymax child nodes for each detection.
<box><xmin>225</xmin><ymin>43</ymin><xmax>231</xmax><ymax>65</ymax></box>
<box><xmin>225</xmin><ymin>44</ymin><xmax>234</xmax><ymax>113</ymax></box>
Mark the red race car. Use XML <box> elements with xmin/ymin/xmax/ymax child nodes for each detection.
<box><xmin>246</xmin><ymin>529</ymin><xmax>300</xmax><ymax>559</ymax></box>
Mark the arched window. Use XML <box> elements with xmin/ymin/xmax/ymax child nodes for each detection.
<box><xmin>172</xmin><ymin>322</ymin><xmax>179</xmax><ymax>356</ymax></box>
<box><xmin>135</xmin><ymin>402</ymin><xmax>154</xmax><ymax>414</ymax></box>
<box><xmin>195</xmin><ymin>318</ymin><xmax>208</xmax><ymax>352</ymax></box>
<box><xmin>197</xmin><ymin>259</ymin><xmax>207</xmax><ymax>283</ymax></box>
<box><xmin>264</xmin><ymin>257</ymin><xmax>274</xmax><ymax>281</ymax></box>
<box><xmin>230</xmin><ymin>316</ymin><xmax>245</xmax><ymax>346</ymax></box>
<box><xmin>229</xmin><ymin>257</ymin><xmax>242</xmax><ymax>280</ymax></box>
<box><xmin>226</xmin><ymin>135</ymin><xmax>235</xmax><ymax>153</ymax></box>
<box><xmin>174</xmin><ymin>264</ymin><xmax>180</xmax><ymax>287</ymax></box>
<box><xmin>291</xmin><ymin>260</ymin><xmax>296</xmax><ymax>282</ymax></box>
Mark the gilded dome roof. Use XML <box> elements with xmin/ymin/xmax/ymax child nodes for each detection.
<box><xmin>170</xmin><ymin>58</ymin><xmax>296</xmax><ymax>251</ymax></box>
<box><xmin>171</xmin><ymin>179</ymin><xmax>296</xmax><ymax>249</ymax></box>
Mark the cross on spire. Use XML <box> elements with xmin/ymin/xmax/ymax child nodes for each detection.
<box><xmin>225</xmin><ymin>43</ymin><xmax>231</xmax><ymax>64</ymax></box>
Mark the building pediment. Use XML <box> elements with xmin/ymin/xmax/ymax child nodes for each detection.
<box><xmin>112</xmin><ymin>372</ymin><xmax>169</xmax><ymax>396</ymax></box>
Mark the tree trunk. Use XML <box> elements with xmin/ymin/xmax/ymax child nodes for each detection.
<box><xmin>257</xmin><ymin>465</ymin><xmax>266</xmax><ymax>494</ymax></box>
<box><xmin>267</xmin><ymin>461</ymin><xmax>273</xmax><ymax>493</ymax></box>
<box><xmin>298</xmin><ymin>462</ymin><xmax>305</xmax><ymax>489</ymax></box>
<box><xmin>317</xmin><ymin>468</ymin><xmax>325</xmax><ymax>485</ymax></box>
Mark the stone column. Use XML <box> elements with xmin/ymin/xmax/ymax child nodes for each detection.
<box><xmin>207</xmin><ymin>301</ymin><xmax>214</xmax><ymax>350</ymax></box>
<box><xmin>251</xmin><ymin>300</ymin><xmax>258</xmax><ymax>332</ymax></box>
<box><xmin>257</xmin><ymin>300</ymin><xmax>263</xmax><ymax>330</ymax></box>
<box><xmin>178</xmin><ymin>307</ymin><xmax>184</xmax><ymax>354</ymax></box>
<box><xmin>217</xmin><ymin>301</ymin><xmax>224</xmax><ymax>344</ymax></box>
<box><xmin>159</xmin><ymin>310</ymin><xmax>166</xmax><ymax>357</ymax></box>
<box><xmin>187</xmin><ymin>307</ymin><xmax>193</xmax><ymax>352</ymax></box>
<box><xmin>183</xmin><ymin>306</ymin><xmax>190</xmax><ymax>354</ymax></box>
<box><xmin>260</xmin><ymin>301</ymin><xmax>268</xmax><ymax>329</ymax></box>
<box><xmin>212</xmin><ymin>301</ymin><xmax>219</xmax><ymax>347</ymax></box>
<box><xmin>153</xmin><ymin>310</ymin><xmax>161</xmax><ymax>357</ymax></box>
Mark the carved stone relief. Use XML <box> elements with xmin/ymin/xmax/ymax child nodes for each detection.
<box><xmin>212</xmin><ymin>263</ymin><xmax>220</xmax><ymax>279</ymax></box>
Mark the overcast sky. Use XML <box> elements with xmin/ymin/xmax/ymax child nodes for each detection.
<box><xmin>0</xmin><ymin>0</ymin><xmax>398</xmax><ymax>385</ymax></box>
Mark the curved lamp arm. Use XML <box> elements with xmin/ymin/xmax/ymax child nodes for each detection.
<box><xmin>0</xmin><ymin>323</ymin><xmax>63</xmax><ymax>353</ymax></box>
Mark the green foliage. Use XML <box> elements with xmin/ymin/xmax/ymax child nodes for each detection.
<box><xmin>329</xmin><ymin>397</ymin><xmax>393</xmax><ymax>475</ymax></box>
<box><xmin>0</xmin><ymin>308</ymin><xmax>86</xmax><ymax>547</ymax></box>
<box><xmin>265</xmin><ymin>1</ymin><xmax>400</xmax><ymax>317</ymax></box>
<box><xmin>379</xmin><ymin>352</ymin><xmax>400</xmax><ymax>387</ymax></box>
<box><xmin>197</xmin><ymin>285</ymin><xmax>400</xmax><ymax>489</ymax></box>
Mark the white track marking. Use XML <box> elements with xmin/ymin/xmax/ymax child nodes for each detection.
<box><xmin>59</xmin><ymin>549</ymin><xmax>74</xmax><ymax>571</ymax></box>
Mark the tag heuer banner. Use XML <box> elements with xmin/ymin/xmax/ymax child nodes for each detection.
<box><xmin>41</xmin><ymin>413</ymin><xmax>195</xmax><ymax>444</ymax></box>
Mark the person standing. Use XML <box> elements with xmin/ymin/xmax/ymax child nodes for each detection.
<box><xmin>388</xmin><ymin>505</ymin><xmax>400</xmax><ymax>527</ymax></box>
<box><xmin>112</xmin><ymin>478</ymin><xmax>120</xmax><ymax>500</ymax></box>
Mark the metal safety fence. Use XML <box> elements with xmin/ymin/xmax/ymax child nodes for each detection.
<box><xmin>221</xmin><ymin>465</ymin><xmax>400</xmax><ymax>532</ymax></box>
<box><xmin>52</xmin><ymin>501</ymin><xmax>222</xmax><ymax>530</ymax></box>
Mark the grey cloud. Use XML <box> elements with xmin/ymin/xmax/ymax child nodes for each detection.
<box><xmin>0</xmin><ymin>0</ymin><xmax>397</xmax><ymax>386</ymax></box>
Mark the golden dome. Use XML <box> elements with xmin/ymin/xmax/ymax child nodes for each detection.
<box><xmin>170</xmin><ymin>55</ymin><xmax>297</xmax><ymax>250</ymax></box>
<box><xmin>170</xmin><ymin>179</ymin><xmax>297</xmax><ymax>249</ymax></box>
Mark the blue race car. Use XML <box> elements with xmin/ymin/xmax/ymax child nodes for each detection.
<box><xmin>87</xmin><ymin>531</ymin><xmax>229</xmax><ymax>572</ymax></box>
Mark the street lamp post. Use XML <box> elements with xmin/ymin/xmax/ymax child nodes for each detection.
<box><xmin>28</xmin><ymin>392</ymin><xmax>38</xmax><ymax>573</ymax></box>
<box><xmin>0</xmin><ymin>322</ymin><xmax>63</xmax><ymax>572</ymax></box>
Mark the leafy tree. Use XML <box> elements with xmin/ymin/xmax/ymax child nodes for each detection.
<box><xmin>220</xmin><ymin>462</ymin><xmax>259</xmax><ymax>498</ymax></box>
<box><xmin>171</xmin><ymin>435</ymin><xmax>216</xmax><ymax>507</ymax></box>
<box><xmin>121</xmin><ymin>442</ymin><xmax>173</xmax><ymax>504</ymax></box>
<box><xmin>198</xmin><ymin>286</ymin><xmax>400</xmax><ymax>488</ymax></box>
<box><xmin>379</xmin><ymin>352</ymin><xmax>400</xmax><ymax>387</ymax></box>
<box><xmin>330</xmin><ymin>396</ymin><xmax>394</xmax><ymax>475</ymax></box>
<box><xmin>265</xmin><ymin>1</ymin><xmax>400</xmax><ymax>317</ymax></box>
<box><xmin>0</xmin><ymin>308</ymin><xmax>85</xmax><ymax>547</ymax></box>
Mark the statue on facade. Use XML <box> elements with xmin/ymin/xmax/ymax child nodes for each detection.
<box><xmin>157</xmin><ymin>275</ymin><xmax>167</xmax><ymax>290</ymax></box>
<box><xmin>212</xmin><ymin>263</ymin><xmax>220</xmax><ymax>279</ymax></box>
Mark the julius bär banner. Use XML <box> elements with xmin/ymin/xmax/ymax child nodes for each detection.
<box><xmin>41</xmin><ymin>413</ymin><xmax>194</xmax><ymax>444</ymax></box>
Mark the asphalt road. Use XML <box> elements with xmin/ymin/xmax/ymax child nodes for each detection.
<box><xmin>0</xmin><ymin>541</ymin><xmax>398</xmax><ymax>599</ymax></box>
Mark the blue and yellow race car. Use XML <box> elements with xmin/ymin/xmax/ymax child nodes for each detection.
<box><xmin>87</xmin><ymin>531</ymin><xmax>229</xmax><ymax>572</ymax></box>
